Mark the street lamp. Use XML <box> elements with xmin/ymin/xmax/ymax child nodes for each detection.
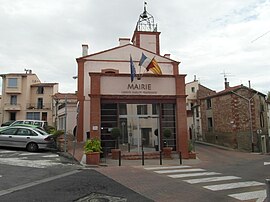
<box><xmin>231</xmin><ymin>91</ymin><xmax>258</xmax><ymax>152</ymax></box>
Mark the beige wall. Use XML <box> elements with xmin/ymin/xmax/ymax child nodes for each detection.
<box><xmin>0</xmin><ymin>73</ymin><xmax>58</xmax><ymax>125</ymax></box>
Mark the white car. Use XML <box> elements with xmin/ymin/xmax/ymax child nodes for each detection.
<box><xmin>0</xmin><ymin>126</ymin><xmax>55</xmax><ymax>152</ymax></box>
<box><xmin>10</xmin><ymin>120</ymin><xmax>48</xmax><ymax>129</ymax></box>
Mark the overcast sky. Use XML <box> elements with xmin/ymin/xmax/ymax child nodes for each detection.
<box><xmin>0</xmin><ymin>0</ymin><xmax>269</xmax><ymax>95</ymax></box>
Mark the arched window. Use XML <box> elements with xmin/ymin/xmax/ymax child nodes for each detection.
<box><xmin>102</xmin><ymin>69</ymin><xmax>119</xmax><ymax>74</ymax></box>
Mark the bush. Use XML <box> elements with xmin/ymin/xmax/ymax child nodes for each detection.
<box><xmin>84</xmin><ymin>138</ymin><xmax>102</xmax><ymax>154</ymax></box>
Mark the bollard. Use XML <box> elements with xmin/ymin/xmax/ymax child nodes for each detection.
<box><xmin>160</xmin><ymin>151</ymin><xmax>162</xmax><ymax>165</ymax></box>
<box><xmin>128</xmin><ymin>143</ymin><xmax>130</xmax><ymax>152</ymax></box>
<box><xmin>179</xmin><ymin>152</ymin><xmax>182</xmax><ymax>165</ymax></box>
<box><xmin>118</xmin><ymin>150</ymin><xmax>121</xmax><ymax>166</ymax></box>
<box><xmin>266</xmin><ymin>179</ymin><xmax>270</xmax><ymax>202</ymax></box>
<box><xmin>103</xmin><ymin>147</ymin><xmax>107</xmax><ymax>164</ymax></box>
<box><xmin>142</xmin><ymin>151</ymin><xmax>145</xmax><ymax>166</ymax></box>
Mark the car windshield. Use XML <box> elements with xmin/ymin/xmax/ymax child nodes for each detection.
<box><xmin>33</xmin><ymin>128</ymin><xmax>49</xmax><ymax>136</ymax></box>
<box><xmin>34</xmin><ymin>122</ymin><xmax>42</xmax><ymax>127</ymax></box>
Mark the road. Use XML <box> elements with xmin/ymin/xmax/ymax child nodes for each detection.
<box><xmin>98</xmin><ymin>143</ymin><xmax>270</xmax><ymax>202</ymax></box>
<box><xmin>0</xmin><ymin>148</ymin><xmax>152</xmax><ymax>202</ymax></box>
<box><xmin>0</xmin><ymin>144</ymin><xmax>269</xmax><ymax>201</ymax></box>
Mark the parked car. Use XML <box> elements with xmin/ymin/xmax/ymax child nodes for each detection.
<box><xmin>1</xmin><ymin>121</ymin><xmax>14</xmax><ymax>127</ymax></box>
<box><xmin>10</xmin><ymin>120</ymin><xmax>48</xmax><ymax>129</ymax></box>
<box><xmin>0</xmin><ymin>126</ymin><xmax>55</xmax><ymax>152</ymax></box>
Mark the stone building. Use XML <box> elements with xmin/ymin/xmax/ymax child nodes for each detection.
<box><xmin>200</xmin><ymin>80</ymin><xmax>268</xmax><ymax>152</ymax></box>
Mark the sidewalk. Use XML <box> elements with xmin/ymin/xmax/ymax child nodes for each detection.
<box><xmin>65</xmin><ymin>140</ymin><xmax>201</xmax><ymax>167</ymax></box>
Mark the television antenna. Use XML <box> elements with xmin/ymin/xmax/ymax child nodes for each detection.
<box><xmin>220</xmin><ymin>70</ymin><xmax>234</xmax><ymax>80</ymax></box>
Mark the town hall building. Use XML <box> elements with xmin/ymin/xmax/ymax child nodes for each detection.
<box><xmin>76</xmin><ymin>5</ymin><xmax>189</xmax><ymax>158</ymax></box>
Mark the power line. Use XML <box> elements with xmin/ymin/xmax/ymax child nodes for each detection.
<box><xmin>251</xmin><ymin>30</ymin><xmax>270</xmax><ymax>43</ymax></box>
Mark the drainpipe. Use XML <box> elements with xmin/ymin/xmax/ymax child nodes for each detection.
<box><xmin>231</xmin><ymin>91</ymin><xmax>258</xmax><ymax>152</ymax></box>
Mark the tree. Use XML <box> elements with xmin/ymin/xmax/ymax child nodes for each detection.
<box><xmin>163</xmin><ymin>128</ymin><xmax>172</xmax><ymax>147</ymax></box>
<box><xmin>111</xmin><ymin>127</ymin><xmax>121</xmax><ymax>149</ymax></box>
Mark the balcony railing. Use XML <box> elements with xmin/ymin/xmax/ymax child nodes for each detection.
<box><xmin>26</xmin><ymin>103</ymin><xmax>52</xmax><ymax>110</ymax></box>
<box><xmin>4</xmin><ymin>103</ymin><xmax>21</xmax><ymax>111</ymax></box>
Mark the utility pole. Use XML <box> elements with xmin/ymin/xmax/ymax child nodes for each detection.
<box><xmin>64</xmin><ymin>95</ymin><xmax>67</xmax><ymax>153</ymax></box>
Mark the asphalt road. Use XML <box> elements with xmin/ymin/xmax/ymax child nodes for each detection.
<box><xmin>0</xmin><ymin>144</ymin><xmax>269</xmax><ymax>202</ymax></box>
<box><xmin>0</xmin><ymin>148</ymin><xmax>152</xmax><ymax>202</ymax></box>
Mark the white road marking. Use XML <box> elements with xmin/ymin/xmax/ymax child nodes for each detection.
<box><xmin>0</xmin><ymin>170</ymin><xmax>81</xmax><ymax>196</ymax></box>
<box><xmin>155</xmin><ymin>168</ymin><xmax>205</xmax><ymax>174</ymax></box>
<box><xmin>144</xmin><ymin>165</ymin><xmax>191</xmax><ymax>170</ymax></box>
<box><xmin>264</xmin><ymin>162</ymin><xmax>270</xmax><ymax>166</ymax></box>
<box><xmin>42</xmin><ymin>154</ymin><xmax>59</xmax><ymax>158</ymax></box>
<box><xmin>204</xmin><ymin>181</ymin><xmax>264</xmax><ymax>191</ymax></box>
<box><xmin>184</xmin><ymin>176</ymin><xmax>241</xmax><ymax>184</ymax></box>
<box><xmin>0</xmin><ymin>158</ymin><xmax>62</xmax><ymax>168</ymax></box>
<box><xmin>0</xmin><ymin>151</ymin><xmax>15</xmax><ymax>154</ymax></box>
<box><xmin>228</xmin><ymin>190</ymin><xmax>266</xmax><ymax>201</ymax></box>
<box><xmin>19</xmin><ymin>153</ymin><xmax>39</xmax><ymax>156</ymax></box>
<box><xmin>168</xmin><ymin>172</ymin><xmax>221</xmax><ymax>178</ymax></box>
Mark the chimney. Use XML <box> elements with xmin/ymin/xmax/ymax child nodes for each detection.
<box><xmin>82</xmin><ymin>44</ymin><xmax>88</xmax><ymax>56</ymax></box>
<box><xmin>164</xmin><ymin>54</ymin><xmax>170</xmax><ymax>59</ymax></box>
<box><xmin>248</xmin><ymin>80</ymin><xmax>251</xmax><ymax>88</ymax></box>
<box><xmin>224</xmin><ymin>78</ymin><xmax>230</xmax><ymax>89</ymax></box>
<box><xmin>119</xmin><ymin>38</ymin><xmax>130</xmax><ymax>46</ymax></box>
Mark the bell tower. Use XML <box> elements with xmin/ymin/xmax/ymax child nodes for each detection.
<box><xmin>132</xmin><ymin>2</ymin><xmax>161</xmax><ymax>55</ymax></box>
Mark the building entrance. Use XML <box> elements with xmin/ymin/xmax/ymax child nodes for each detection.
<box><xmin>101</xmin><ymin>102</ymin><xmax>176</xmax><ymax>153</ymax></box>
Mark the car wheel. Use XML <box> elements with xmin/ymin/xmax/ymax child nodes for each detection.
<box><xmin>27</xmin><ymin>142</ymin><xmax>38</xmax><ymax>152</ymax></box>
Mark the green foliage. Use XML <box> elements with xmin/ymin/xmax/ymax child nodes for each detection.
<box><xmin>45</xmin><ymin>125</ymin><xmax>55</xmax><ymax>133</ymax></box>
<box><xmin>163</xmin><ymin>128</ymin><xmax>172</xmax><ymax>138</ymax></box>
<box><xmin>84</xmin><ymin>138</ymin><xmax>102</xmax><ymax>154</ymax></box>
<box><xmin>188</xmin><ymin>140</ymin><xmax>194</xmax><ymax>152</ymax></box>
<box><xmin>111</xmin><ymin>127</ymin><xmax>121</xmax><ymax>139</ymax></box>
<box><xmin>49</xmin><ymin>129</ymin><xmax>64</xmax><ymax>140</ymax></box>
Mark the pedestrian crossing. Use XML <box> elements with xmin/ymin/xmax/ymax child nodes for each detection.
<box><xmin>143</xmin><ymin>165</ymin><xmax>266</xmax><ymax>201</ymax></box>
<box><xmin>0</xmin><ymin>149</ymin><xmax>63</xmax><ymax>168</ymax></box>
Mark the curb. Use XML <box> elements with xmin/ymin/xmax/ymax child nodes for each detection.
<box><xmin>195</xmin><ymin>141</ymin><xmax>235</xmax><ymax>151</ymax></box>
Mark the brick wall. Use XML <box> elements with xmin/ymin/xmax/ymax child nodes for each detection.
<box><xmin>201</xmin><ymin>87</ymin><xmax>269</xmax><ymax>151</ymax></box>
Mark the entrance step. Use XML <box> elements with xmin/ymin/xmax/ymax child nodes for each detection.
<box><xmin>121</xmin><ymin>152</ymin><xmax>160</xmax><ymax>160</ymax></box>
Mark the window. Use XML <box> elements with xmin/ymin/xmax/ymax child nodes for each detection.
<box><xmin>119</xmin><ymin>103</ymin><xmax>127</xmax><ymax>115</ymax></box>
<box><xmin>207</xmin><ymin>117</ymin><xmax>213</xmax><ymax>131</ymax></box>
<box><xmin>42</xmin><ymin>112</ymin><xmax>47</xmax><ymax>121</ymax></box>
<box><xmin>37</xmin><ymin>86</ymin><xmax>44</xmax><ymax>94</ymax></box>
<box><xmin>195</xmin><ymin>108</ymin><xmax>199</xmax><ymax>117</ymax></box>
<box><xmin>0</xmin><ymin>128</ymin><xmax>17</xmax><ymax>135</ymax></box>
<box><xmin>191</xmin><ymin>87</ymin><xmax>195</xmax><ymax>93</ymax></box>
<box><xmin>24</xmin><ymin>121</ymin><xmax>34</xmax><ymax>125</ymax></box>
<box><xmin>58</xmin><ymin>116</ymin><xmax>65</xmax><ymax>130</ymax></box>
<box><xmin>260</xmin><ymin>104</ymin><xmax>264</xmax><ymax>112</ymax></box>
<box><xmin>10</xmin><ymin>95</ymin><xmax>17</xmax><ymax>105</ymax></box>
<box><xmin>206</xmin><ymin>99</ymin><xmax>212</xmax><ymax>109</ymax></box>
<box><xmin>152</xmin><ymin>104</ymin><xmax>159</xmax><ymax>115</ymax></box>
<box><xmin>37</xmin><ymin>98</ymin><xmax>43</xmax><ymax>109</ymax></box>
<box><xmin>26</xmin><ymin>112</ymin><xmax>40</xmax><ymax>120</ymax></box>
<box><xmin>10</xmin><ymin>112</ymin><xmax>16</xmax><ymax>121</ymax></box>
<box><xmin>17</xmin><ymin>128</ymin><xmax>32</xmax><ymax>136</ymax></box>
<box><xmin>137</xmin><ymin>105</ymin><xmax>147</xmax><ymax>115</ymax></box>
<box><xmin>8</xmin><ymin>78</ymin><xmax>18</xmax><ymax>87</ymax></box>
<box><xmin>260</xmin><ymin>112</ymin><xmax>264</xmax><ymax>128</ymax></box>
